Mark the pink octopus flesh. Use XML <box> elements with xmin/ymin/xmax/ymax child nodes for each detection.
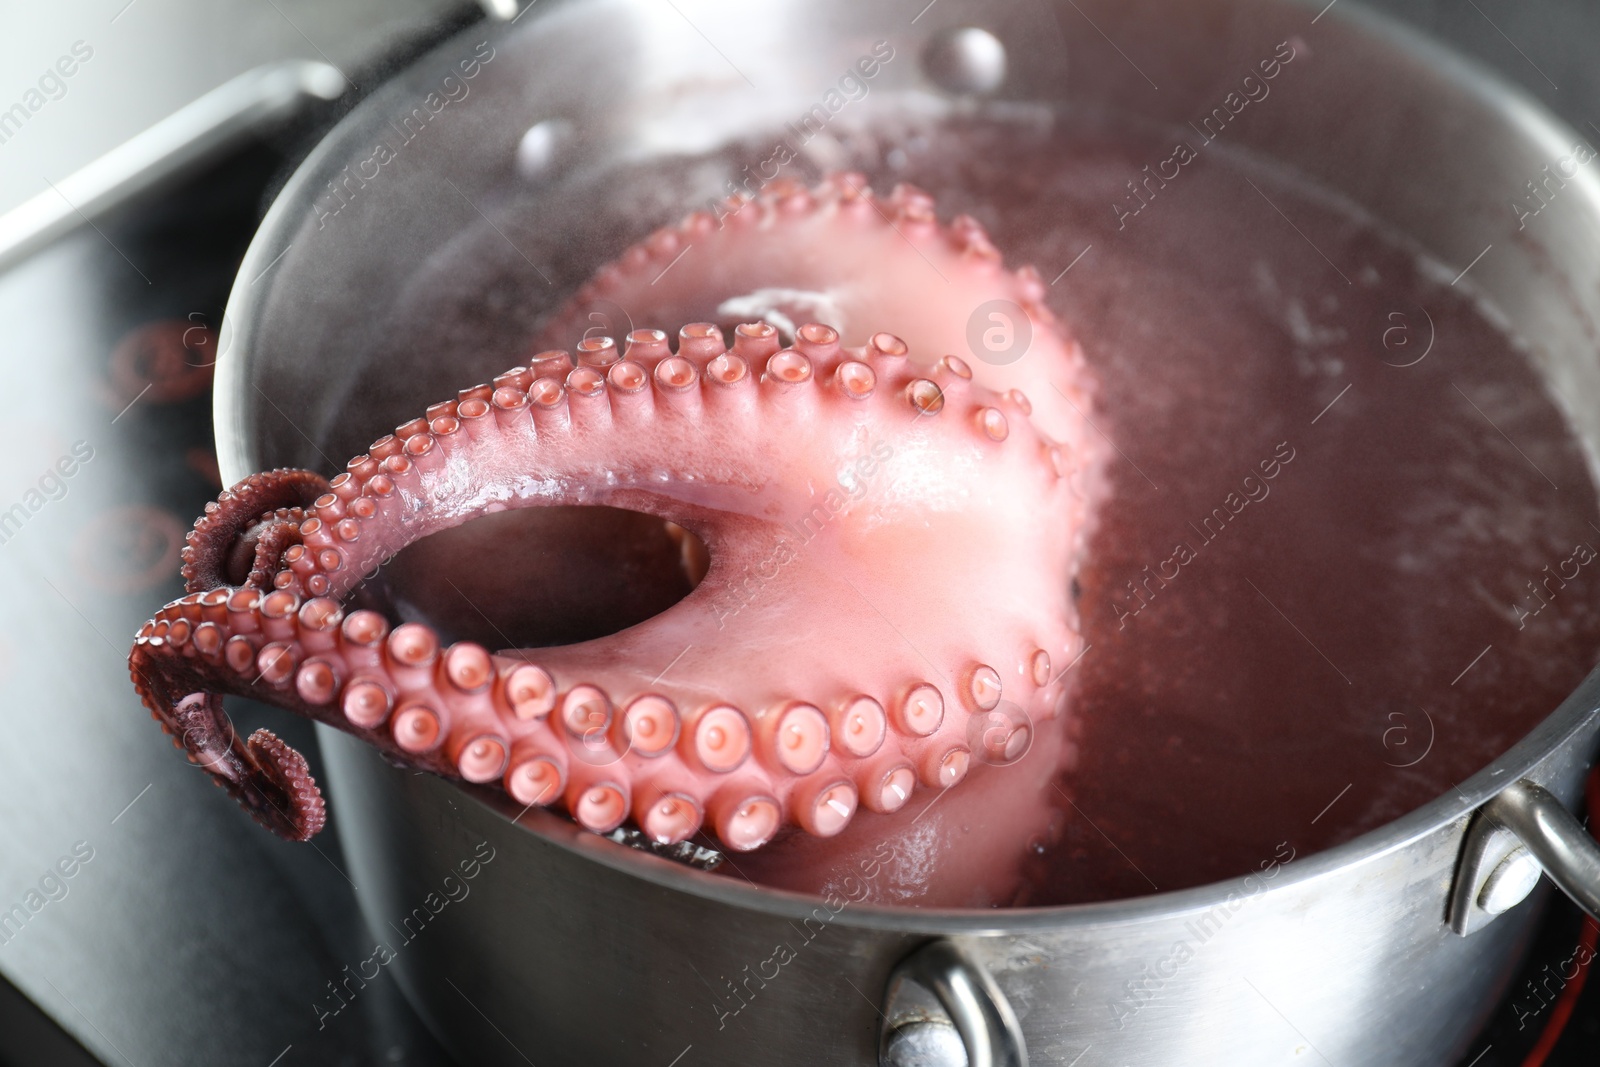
<box><xmin>127</xmin><ymin>175</ymin><xmax>1100</xmax><ymax>867</ymax></box>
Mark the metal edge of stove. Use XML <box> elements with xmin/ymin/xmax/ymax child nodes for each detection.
<box><xmin>0</xmin><ymin>61</ymin><xmax>347</xmax><ymax>276</ymax></box>
<box><xmin>0</xmin><ymin>0</ymin><xmax>516</xmax><ymax>280</ymax></box>
<box><xmin>0</xmin><ymin>971</ymin><xmax>98</xmax><ymax>1067</ymax></box>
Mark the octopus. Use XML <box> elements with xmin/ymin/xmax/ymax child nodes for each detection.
<box><xmin>127</xmin><ymin>175</ymin><xmax>1102</xmax><ymax>901</ymax></box>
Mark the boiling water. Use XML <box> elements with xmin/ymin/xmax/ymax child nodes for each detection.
<box><xmin>928</xmin><ymin>116</ymin><xmax>1600</xmax><ymax>903</ymax></box>
<box><xmin>353</xmin><ymin>107</ymin><xmax>1600</xmax><ymax>906</ymax></box>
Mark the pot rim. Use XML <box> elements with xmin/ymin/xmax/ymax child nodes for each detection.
<box><xmin>220</xmin><ymin>0</ymin><xmax>1600</xmax><ymax>933</ymax></box>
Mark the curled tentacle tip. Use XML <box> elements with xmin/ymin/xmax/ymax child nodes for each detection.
<box><xmin>246</xmin><ymin>728</ymin><xmax>327</xmax><ymax>841</ymax></box>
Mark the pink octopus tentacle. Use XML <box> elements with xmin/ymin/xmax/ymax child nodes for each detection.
<box><xmin>535</xmin><ymin>173</ymin><xmax>1095</xmax><ymax>448</ymax></box>
<box><xmin>180</xmin><ymin>469</ymin><xmax>332</xmax><ymax>594</ymax></box>
<box><xmin>129</xmin><ymin>619</ymin><xmax>327</xmax><ymax>840</ymax></box>
<box><xmin>129</xmin><ymin>319</ymin><xmax>1088</xmax><ymax>849</ymax></box>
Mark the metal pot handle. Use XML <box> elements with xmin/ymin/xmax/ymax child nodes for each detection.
<box><xmin>1484</xmin><ymin>779</ymin><xmax>1600</xmax><ymax>918</ymax></box>
<box><xmin>879</xmin><ymin>939</ymin><xmax>1028</xmax><ymax>1067</ymax></box>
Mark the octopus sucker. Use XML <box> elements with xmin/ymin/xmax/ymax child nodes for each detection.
<box><xmin>128</xmin><ymin>175</ymin><xmax>1103</xmax><ymax>867</ymax></box>
<box><xmin>536</xmin><ymin>173</ymin><xmax>1094</xmax><ymax>446</ymax></box>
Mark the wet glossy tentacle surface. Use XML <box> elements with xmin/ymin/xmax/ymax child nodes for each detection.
<box><xmin>128</xmin><ymin>176</ymin><xmax>1101</xmax><ymax>853</ymax></box>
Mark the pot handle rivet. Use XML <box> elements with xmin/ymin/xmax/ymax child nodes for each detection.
<box><xmin>920</xmin><ymin>28</ymin><xmax>1008</xmax><ymax>96</ymax></box>
<box><xmin>879</xmin><ymin>939</ymin><xmax>1026</xmax><ymax>1067</ymax></box>
<box><xmin>1477</xmin><ymin>846</ymin><xmax>1542</xmax><ymax>916</ymax></box>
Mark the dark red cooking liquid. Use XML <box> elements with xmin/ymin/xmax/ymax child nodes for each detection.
<box><xmin>359</xmin><ymin>109</ymin><xmax>1600</xmax><ymax>906</ymax></box>
<box><xmin>713</xmin><ymin>112</ymin><xmax>1600</xmax><ymax>906</ymax></box>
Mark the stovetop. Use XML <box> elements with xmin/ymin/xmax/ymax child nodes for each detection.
<box><xmin>2</xmin><ymin>1</ymin><xmax>1599</xmax><ymax>1065</ymax></box>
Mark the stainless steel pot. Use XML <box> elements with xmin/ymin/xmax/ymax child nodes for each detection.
<box><xmin>215</xmin><ymin>0</ymin><xmax>1600</xmax><ymax>1063</ymax></box>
